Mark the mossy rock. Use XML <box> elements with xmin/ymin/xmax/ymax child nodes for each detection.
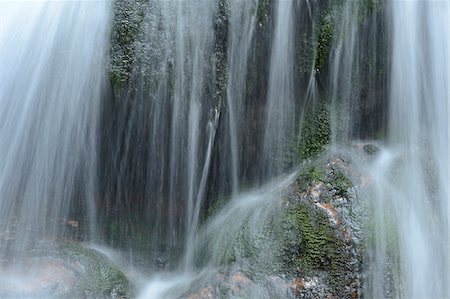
<box><xmin>213</xmin><ymin>0</ymin><xmax>230</xmax><ymax>110</ymax></box>
<box><xmin>363</xmin><ymin>143</ymin><xmax>380</xmax><ymax>156</ymax></box>
<box><xmin>109</xmin><ymin>0</ymin><xmax>148</xmax><ymax>88</ymax></box>
<box><xmin>297</xmin><ymin>101</ymin><xmax>331</xmax><ymax>161</ymax></box>
<box><xmin>61</xmin><ymin>242</ymin><xmax>133</xmax><ymax>298</ymax></box>
<box><xmin>315</xmin><ymin>11</ymin><xmax>334</xmax><ymax>71</ymax></box>
<box><xmin>255</xmin><ymin>0</ymin><xmax>270</xmax><ymax>25</ymax></box>
<box><xmin>0</xmin><ymin>242</ymin><xmax>134</xmax><ymax>299</ymax></box>
<box><xmin>277</xmin><ymin>202</ymin><xmax>351</xmax><ymax>278</ymax></box>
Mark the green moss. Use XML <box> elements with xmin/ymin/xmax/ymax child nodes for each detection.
<box><xmin>109</xmin><ymin>0</ymin><xmax>147</xmax><ymax>88</ymax></box>
<box><xmin>296</xmin><ymin>166</ymin><xmax>327</xmax><ymax>192</ymax></box>
<box><xmin>277</xmin><ymin>202</ymin><xmax>351</xmax><ymax>290</ymax></box>
<box><xmin>315</xmin><ymin>12</ymin><xmax>334</xmax><ymax>70</ymax></box>
<box><xmin>314</xmin><ymin>0</ymin><xmax>384</xmax><ymax>71</ymax></box>
<box><xmin>332</xmin><ymin>170</ymin><xmax>352</xmax><ymax>196</ymax></box>
<box><xmin>298</xmin><ymin>101</ymin><xmax>331</xmax><ymax>161</ymax></box>
<box><xmin>213</xmin><ymin>0</ymin><xmax>230</xmax><ymax>110</ymax></box>
<box><xmin>200</xmin><ymin>171</ymin><xmax>355</xmax><ymax>290</ymax></box>
<box><xmin>62</xmin><ymin>242</ymin><xmax>134</xmax><ymax>298</ymax></box>
<box><xmin>255</xmin><ymin>0</ymin><xmax>270</xmax><ymax>25</ymax></box>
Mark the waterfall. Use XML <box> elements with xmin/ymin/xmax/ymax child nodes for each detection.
<box><xmin>1</xmin><ymin>0</ymin><xmax>448</xmax><ymax>298</ymax></box>
<box><xmin>365</xmin><ymin>1</ymin><xmax>449</xmax><ymax>297</ymax></box>
<box><xmin>102</xmin><ymin>0</ymin><xmax>220</xmax><ymax>267</ymax></box>
<box><xmin>0</xmin><ymin>1</ymin><xmax>110</xmax><ymax>257</ymax></box>
<box><xmin>327</xmin><ymin>0</ymin><xmax>449</xmax><ymax>296</ymax></box>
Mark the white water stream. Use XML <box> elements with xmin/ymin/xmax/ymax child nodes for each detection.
<box><xmin>0</xmin><ymin>0</ymin><xmax>110</xmax><ymax>256</ymax></box>
<box><xmin>365</xmin><ymin>1</ymin><xmax>449</xmax><ymax>297</ymax></box>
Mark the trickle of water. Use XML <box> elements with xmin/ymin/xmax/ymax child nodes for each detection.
<box><xmin>262</xmin><ymin>0</ymin><xmax>296</xmax><ymax>177</ymax></box>
<box><xmin>226</xmin><ymin>0</ymin><xmax>258</xmax><ymax>195</ymax></box>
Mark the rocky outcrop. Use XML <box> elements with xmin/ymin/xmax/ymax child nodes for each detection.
<box><xmin>184</xmin><ymin>152</ymin><xmax>368</xmax><ymax>299</ymax></box>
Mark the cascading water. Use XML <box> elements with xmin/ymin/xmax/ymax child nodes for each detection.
<box><xmin>1</xmin><ymin>0</ymin><xmax>448</xmax><ymax>298</ymax></box>
<box><xmin>329</xmin><ymin>0</ymin><xmax>388</xmax><ymax>144</ymax></box>
<box><xmin>0</xmin><ymin>1</ymin><xmax>111</xmax><ymax>297</ymax></box>
<box><xmin>364</xmin><ymin>1</ymin><xmax>449</xmax><ymax>297</ymax></box>
<box><xmin>101</xmin><ymin>0</ymin><xmax>220</xmax><ymax>266</ymax></box>
<box><xmin>0</xmin><ymin>1</ymin><xmax>110</xmax><ymax>256</ymax></box>
<box><xmin>138</xmin><ymin>171</ymin><xmax>299</xmax><ymax>299</ymax></box>
<box><xmin>327</xmin><ymin>0</ymin><xmax>449</xmax><ymax>297</ymax></box>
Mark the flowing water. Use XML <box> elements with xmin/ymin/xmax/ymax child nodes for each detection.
<box><xmin>262</xmin><ymin>0</ymin><xmax>296</xmax><ymax>177</ymax></box>
<box><xmin>225</xmin><ymin>0</ymin><xmax>258</xmax><ymax>195</ymax></box>
<box><xmin>0</xmin><ymin>0</ymin><xmax>110</xmax><ymax>257</ymax></box>
<box><xmin>100</xmin><ymin>0</ymin><xmax>220</xmax><ymax>266</ymax></box>
<box><xmin>366</xmin><ymin>1</ymin><xmax>449</xmax><ymax>297</ymax></box>
<box><xmin>138</xmin><ymin>171</ymin><xmax>298</xmax><ymax>299</ymax></box>
<box><xmin>0</xmin><ymin>0</ymin><xmax>449</xmax><ymax>298</ymax></box>
<box><xmin>328</xmin><ymin>1</ymin><xmax>449</xmax><ymax>297</ymax></box>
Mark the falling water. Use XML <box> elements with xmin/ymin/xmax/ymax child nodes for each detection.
<box><xmin>365</xmin><ymin>1</ymin><xmax>449</xmax><ymax>297</ymax></box>
<box><xmin>225</xmin><ymin>0</ymin><xmax>258</xmax><ymax>195</ymax></box>
<box><xmin>102</xmin><ymin>0</ymin><xmax>221</xmax><ymax>267</ymax></box>
<box><xmin>262</xmin><ymin>0</ymin><xmax>296</xmax><ymax>177</ymax></box>
<box><xmin>1</xmin><ymin>0</ymin><xmax>448</xmax><ymax>298</ymax></box>
<box><xmin>329</xmin><ymin>0</ymin><xmax>388</xmax><ymax>144</ymax></box>
<box><xmin>138</xmin><ymin>171</ymin><xmax>298</xmax><ymax>299</ymax></box>
<box><xmin>0</xmin><ymin>1</ymin><xmax>110</xmax><ymax>257</ymax></box>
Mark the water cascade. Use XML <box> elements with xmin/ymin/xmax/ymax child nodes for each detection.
<box><xmin>0</xmin><ymin>0</ymin><xmax>110</xmax><ymax>257</ymax></box>
<box><xmin>366</xmin><ymin>1</ymin><xmax>449</xmax><ymax>297</ymax></box>
<box><xmin>0</xmin><ymin>0</ymin><xmax>448</xmax><ymax>298</ymax></box>
<box><xmin>0</xmin><ymin>1</ymin><xmax>111</xmax><ymax>297</ymax></box>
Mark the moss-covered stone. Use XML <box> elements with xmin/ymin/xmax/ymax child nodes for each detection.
<box><xmin>315</xmin><ymin>11</ymin><xmax>334</xmax><ymax>71</ymax></box>
<box><xmin>0</xmin><ymin>242</ymin><xmax>134</xmax><ymax>299</ymax></box>
<box><xmin>332</xmin><ymin>170</ymin><xmax>353</xmax><ymax>196</ymax></box>
<box><xmin>296</xmin><ymin>166</ymin><xmax>327</xmax><ymax>192</ymax></box>
<box><xmin>196</xmin><ymin>155</ymin><xmax>362</xmax><ymax>297</ymax></box>
<box><xmin>109</xmin><ymin>0</ymin><xmax>147</xmax><ymax>88</ymax></box>
<box><xmin>278</xmin><ymin>202</ymin><xmax>350</xmax><ymax>280</ymax></box>
<box><xmin>61</xmin><ymin>242</ymin><xmax>134</xmax><ymax>298</ymax></box>
<box><xmin>255</xmin><ymin>0</ymin><xmax>270</xmax><ymax>25</ymax></box>
<box><xmin>297</xmin><ymin>101</ymin><xmax>331</xmax><ymax>161</ymax></box>
<box><xmin>213</xmin><ymin>0</ymin><xmax>230</xmax><ymax>110</ymax></box>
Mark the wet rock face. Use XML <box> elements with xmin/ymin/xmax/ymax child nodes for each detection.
<box><xmin>281</xmin><ymin>155</ymin><xmax>366</xmax><ymax>298</ymax></box>
<box><xmin>184</xmin><ymin>154</ymin><xmax>366</xmax><ymax>299</ymax></box>
<box><xmin>0</xmin><ymin>242</ymin><xmax>134</xmax><ymax>299</ymax></box>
